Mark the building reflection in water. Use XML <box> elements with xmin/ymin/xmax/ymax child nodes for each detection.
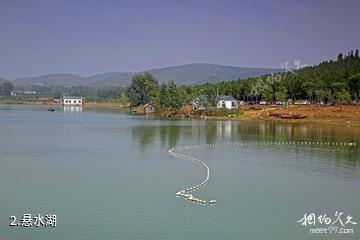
<box><xmin>216</xmin><ymin>121</ymin><xmax>232</xmax><ymax>140</ymax></box>
<box><xmin>63</xmin><ymin>106</ymin><xmax>83</xmax><ymax>113</ymax></box>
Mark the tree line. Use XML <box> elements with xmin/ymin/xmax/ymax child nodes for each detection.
<box><xmin>126</xmin><ymin>73</ymin><xmax>220</xmax><ymax>109</ymax></box>
<box><xmin>194</xmin><ymin>50</ymin><xmax>360</xmax><ymax>103</ymax></box>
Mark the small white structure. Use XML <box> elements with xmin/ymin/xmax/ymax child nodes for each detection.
<box><xmin>217</xmin><ymin>96</ymin><xmax>238</xmax><ymax>110</ymax></box>
<box><xmin>192</xmin><ymin>95</ymin><xmax>207</xmax><ymax>110</ymax></box>
<box><xmin>63</xmin><ymin>96</ymin><xmax>83</xmax><ymax>106</ymax></box>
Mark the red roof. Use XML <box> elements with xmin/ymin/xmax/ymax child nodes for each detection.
<box><xmin>144</xmin><ymin>103</ymin><xmax>156</xmax><ymax>108</ymax></box>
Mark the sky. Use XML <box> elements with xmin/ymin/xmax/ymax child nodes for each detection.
<box><xmin>0</xmin><ymin>0</ymin><xmax>359</xmax><ymax>79</ymax></box>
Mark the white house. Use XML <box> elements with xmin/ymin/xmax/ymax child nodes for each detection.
<box><xmin>63</xmin><ymin>96</ymin><xmax>83</xmax><ymax>106</ymax></box>
<box><xmin>217</xmin><ymin>96</ymin><xmax>238</xmax><ymax>110</ymax></box>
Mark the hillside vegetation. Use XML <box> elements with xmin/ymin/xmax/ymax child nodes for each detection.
<box><xmin>9</xmin><ymin>63</ymin><xmax>282</xmax><ymax>87</ymax></box>
<box><xmin>191</xmin><ymin>50</ymin><xmax>360</xmax><ymax>103</ymax></box>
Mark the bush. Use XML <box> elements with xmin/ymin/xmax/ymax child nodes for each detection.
<box><xmin>213</xmin><ymin>108</ymin><xmax>237</xmax><ymax>117</ymax></box>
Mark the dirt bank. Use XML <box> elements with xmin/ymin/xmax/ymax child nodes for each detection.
<box><xmin>233</xmin><ymin>105</ymin><xmax>360</xmax><ymax>126</ymax></box>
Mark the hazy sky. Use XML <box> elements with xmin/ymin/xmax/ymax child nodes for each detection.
<box><xmin>1</xmin><ymin>0</ymin><xmax>359</xmax><ymax>79</ymax></box>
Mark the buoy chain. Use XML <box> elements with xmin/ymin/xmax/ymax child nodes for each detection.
<box><xmin>169</xmin><ymin>140</ymin><xmax>356</xmax><ymax>205</ymax></box>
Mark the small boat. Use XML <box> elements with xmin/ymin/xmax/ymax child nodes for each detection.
<box><xmin>48</xmin><ymin>108</ymin><xmax>55</xmax><ymax>112</ymax></box>
<box><xmin>280</xmin><ymin>114</ymin><xmax>294</xmax><ymax>119</ymax></box>
<box><xmin>293</xmin><ymin>115</ymin><xmax>307</xmax><ymax>119</ymax></box>
<box><xmin>270</xmin><ymin>112</ymin><xmax>307</xmax><ymax>119</ymax></box>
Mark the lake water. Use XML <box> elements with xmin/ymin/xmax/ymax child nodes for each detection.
<box><xmin>0</xmin><ymin>104</ymin><xmax>359</xmax><ymax>240</ymax></box>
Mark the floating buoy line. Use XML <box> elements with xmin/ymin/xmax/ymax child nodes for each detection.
<box><xmin>168</xmin><ymin>141</ymin><xmax>357</xmax><ymax>206</ymax></box>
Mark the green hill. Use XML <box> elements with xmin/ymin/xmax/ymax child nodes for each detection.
<box><xmin>10</xmin><ymin>63</ymin><xmax>282</xmax><ymax>87</ymax></box>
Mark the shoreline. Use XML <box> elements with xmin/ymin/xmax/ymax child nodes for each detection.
<box><xmin>160</xmin><ymin>105</ymin><xmax>360</xmax><ymax>126</ymax></box>
<box><xmin>24</xmin><ymin>101</ymin><xmax>128</xmax><ymax>109</ymax></box>
<box><xmin>1</xmin><ymin>101</ymin><xmax>360</xmax><ymax>126</ymax></box>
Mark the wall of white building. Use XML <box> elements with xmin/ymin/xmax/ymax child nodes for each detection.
<box><xmin>63</xmin><ymin>98</ymin><xmax>82</xmax><ymax>105</ymax></box>
<box><xmin>217</xmin><ymin>100</ymin><xmax>238</xmax><ymax>109</ymax></box>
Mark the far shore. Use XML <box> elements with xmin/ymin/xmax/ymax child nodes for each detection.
<box><xmin>24</xmin><ymin>101</ymin><xmax>128</xmax><ymax>109</ymax></box>
<box><xmin>1</xmin><ymin>100</ymin><xmax>360</xmax><ymax>126</ymax></box>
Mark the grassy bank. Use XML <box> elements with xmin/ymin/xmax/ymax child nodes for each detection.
<box><xmin>82</xmin><ymin>102</ymin><xmax>128</xmax><ymax>109</ymax></box>
<box><xmin>158</xmin><ymin>105</ymin><xmax>360</xmax><ymax>126</ymax></box>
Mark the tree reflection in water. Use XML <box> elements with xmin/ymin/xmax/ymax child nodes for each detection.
<box><xmin>131</xmin><ymin>119</ymin><xmax>360</xmax><ymax>165</ymax></box>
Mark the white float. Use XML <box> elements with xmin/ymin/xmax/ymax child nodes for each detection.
<box><xmin>169</xmin><ymin>140</ymin><xmax>356</xmax><ymax>206</ymax></box>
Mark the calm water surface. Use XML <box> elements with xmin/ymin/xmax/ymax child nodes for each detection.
<box><xmin>0</xmin><ymin>104</ymin><xmax>359</xmax><ymax>240</ymax></box>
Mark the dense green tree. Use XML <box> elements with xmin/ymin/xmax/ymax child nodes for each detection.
<box><xmin>336</xmin><ymin>90</ymin><xmax>351</xmax><ymax>101</ymax></box>
<box><xmin>127</xmin><ymin>73</ymin><xmax>159</xmax><ymax>106</ymax></box>
<box><xmin>260</xmin><ymin>84</ymin><xmax>273</xmax><ymax>101</ymax></box>
<box><xmin>205</xmin><ymin>86</ymin><xmax>218</xmax><ymax>108</ymax></box>
<box><xmin>314</xmin><ymin>89</ymin><xmax>330</xmax><ymax>102</ymax></box>
<box><xmin>159</xmin><ymin>81</ymin><xmax>183</xmax><ymax>109</ymax></box>
<box><xmin>275</xmin><ymin>86</ymin><xmax>287</xmax><ymax>102</ymax></box>
<box><xmin>301</xmin><ymin>82</ymin><xmax>315</xmax><ymax>102</ymax></box>
<box><xmin>337</xmin><ymin>53</ymin><xmax>343</xmax><ymax>61</ymax></box>
<box><xmin>119</xmin><ymin>91</ymin><xmax>129</xmax><ymax>104</ymax></box>
<box><xmin>166</xmin><ymin>81</ymin><xmax>183</xmax><ymax>109</ymax></box>
<box><xmin>349</xmin><ymin>73</ymin><xmax>360</xmax><ymax>99</ymax></box>
<box><xmin>159</xmin><ymin>83</ymin><xmax>168</xmax><ymax>107</ymax></box>
<box><xmin>331</xmin><ymin>82</ymin><xmax>348</xmax><ymax>100</ymax></box>
<box><xmin>185</xmin><ymin>86</ymin><xmax>193</xmax><ymax>95</ymax></box>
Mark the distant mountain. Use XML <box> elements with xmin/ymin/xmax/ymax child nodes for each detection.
<box><xmin>85</xmin><ymin>72</ymin><xmax>132</xmax><ymax>87</ymax></box>
<box><xmin>14</xmin><ymin>74</ymin><xmax>84</xmax><ymax>87</ymax></box>
<box><xmin>144</xmin><ymin>63</ymin><xmax>283</xmax><ymax>86</ymax></box>
<box><xmin>10</xmin><ymin>63</ymin><xmax>283</xmax><ymax>87</ymax></box>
